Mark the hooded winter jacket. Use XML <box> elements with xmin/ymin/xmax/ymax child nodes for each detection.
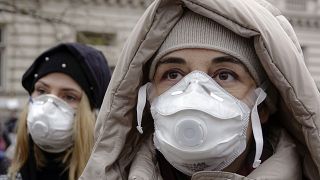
<box><xmin>80</xmin><ymin>0</ymin><xmax>320</xmax><ymax>179</ymax></box>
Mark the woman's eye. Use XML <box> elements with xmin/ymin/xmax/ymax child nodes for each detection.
<box><xmin>218</xmin><ymin>72</ymin><xmax>234</xmax><ymax>81</ymax></box>
<box><xmin>35</xmin><ymin>88</ymin><xmax>46</xmax><ymax>95</ymax></box>
<box><xmin>213</xmin><ymin>70</ymin><xmax>237</xmax><ymax>82</ymax></box>
<box><xmin>63</xmin><ymin>95</ymin><xmax>77</xmax><ymax>103</ymax></box>
<box><xmin>163</xmin><ymin>70</ymin><xmax>183</xmax><ymax>81</ymax></box>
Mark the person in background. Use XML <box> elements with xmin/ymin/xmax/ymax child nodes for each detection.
<box><xmin>0</xmin><ymin>121</ymin><xmax>11</xmax><ymax>175</ymax></box>
<box><xmin>79</xmin><ymin>0</ymin><xmax>320</xmax><ymax>180</ymax></box>
<box><xmin>3</xmin><ymin>110</ymin><xmax>18</xmax><ymax>158</ymax></box>
<box><xmin>7</xmin><ymin>42</ymin><xmax>111</xmax><ymax>180</ymax></box>
<box><xmin>5</xmin><ymin>110</ymin><xmax>18</xmax><ymax>135</ymax></box>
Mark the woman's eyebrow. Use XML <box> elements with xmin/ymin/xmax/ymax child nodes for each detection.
<box><xmin>35</xmin><ymin>80</ymin><xmax>49</xmax><ymax>88</ymax></box>
<box><xmin>212</xmin><ymin>55</ymin><xmax>242</xmax><ymax>64</ymax></box>
<box><xmin>212</xmin><ymin>55</ymin><xmax>250</xmax><ymax>73</ymax></box>
<box><xmin>158</xmin><ymin>57</ymin><xmax>187</xmax><ymax>65</ymax></box>
<box><xmin>61</xmin><ymin>88</ymin><xmax>82</xmax><ymax>94</ymax></box>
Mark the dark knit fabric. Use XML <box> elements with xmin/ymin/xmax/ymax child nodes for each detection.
<box><xmin>20</xmin><ymin>137</ymin><xmax>68</xmax><ymax>180</ymax></box>
<box><xmin>22</xmin><ymin>43</ymin><xmax>112</xmax><ymax>109</ymax></box>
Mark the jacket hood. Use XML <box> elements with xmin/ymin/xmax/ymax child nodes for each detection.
<box><xmin>80</xmin><ymin>0</ymin><xmax>320</xmax><ymax>179</ymax></box>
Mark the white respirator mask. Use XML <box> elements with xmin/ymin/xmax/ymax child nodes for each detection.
<box><xmin>136</xmin><ymin>71</ymin><xmax>267</xmax><ymax>176</ymax></box>
<box><xmin>27</xmin><ymin>94</ymin><xmax>75</xmax><ymax>153</ymax></box>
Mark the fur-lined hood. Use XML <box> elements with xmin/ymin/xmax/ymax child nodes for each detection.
<box><xmin>80</xmin><ymin>0</ymin><xmax>320</xmax><ymax>179</ymax></box>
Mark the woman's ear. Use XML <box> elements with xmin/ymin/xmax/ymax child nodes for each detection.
<box><xmin>259</xmin><ymin>103</ymin><xmax>270</xmax><ymax>124</ymax></box>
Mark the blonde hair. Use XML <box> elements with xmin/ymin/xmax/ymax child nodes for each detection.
<box><xmin>8</xmin><ymin>93</ymin><xmax>96</xmax><ymax>180</ymax></box>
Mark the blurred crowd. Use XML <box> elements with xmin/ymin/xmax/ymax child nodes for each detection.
<box><xmin>0</xmin><ymin>109</ymin><xmax>18</xmax><ymax>174</ymax></box>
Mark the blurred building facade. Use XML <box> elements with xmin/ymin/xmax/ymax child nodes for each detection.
<box><xmin>269</xmin><ymin>0</ymin><xmax>320</xmax><ymax>86</ymax></box>
<box><xmin>0</xmin><ymin>0</ymin><xmax>150</xmax><ymax>116</ymax></box>
<box><xmin>0</xmin><ymin>0</ymin><xmax>319</xmax><ymax>114</ymax></box>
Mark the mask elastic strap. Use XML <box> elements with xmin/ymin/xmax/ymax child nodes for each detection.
<box><xmin>251</xmin><ymin>87</ymin><xmax>267</xmax><ymax>168</ymax></box>
<box><xmin>136</xmin><ymin>83</ymin><xmax>151</xmax><ymax>134</ymax></box>
<box><xmin>29</xmin><ymin>96</ymin><xmax>33</xmax><ymax>103</ymax></box>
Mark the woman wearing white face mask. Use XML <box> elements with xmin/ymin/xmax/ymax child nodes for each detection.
<box><xmin>80</xmin><ymin>1</ymin><xmax>320</xmax><ymax>180</ymax></box>
<box><xmin>136</xmin><ymin>11</ymin><xmax>279</xmax><ymax>178</ymax></box>
<box><xmin>6</xmin><ymin>43</ymin><xmax>111</xmax><ymax>180</ymax></box>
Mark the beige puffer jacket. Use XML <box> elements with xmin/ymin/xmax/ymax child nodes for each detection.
<box><xmin>80</xmin><ymin>0</ymin><xmax>320</xmax><ymax>179</ymax></box>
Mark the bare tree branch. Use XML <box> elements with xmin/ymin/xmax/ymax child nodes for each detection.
<box><xmin>0</xmin><ymin>1</ymin><xmax>71</xmax><ymax>25</ymax></box>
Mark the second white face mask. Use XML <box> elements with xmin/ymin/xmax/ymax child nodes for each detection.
<box><xmin>150</xmin><ymin>71</ymin><xmax>252</xmax><ymax>176</ymax></box>
<box><xmin>27</xmin><ymin>94</ymin><xmax>75</xmax><ymax>153</ymax></box>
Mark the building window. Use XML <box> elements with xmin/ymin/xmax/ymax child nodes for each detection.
<box><xmin>0</xmin><ymin>26</ymin><xmax>4</xmax><ymax>88</ymax></box>
<box><xmin>286</xmin><ymin>0</ymin><xmax>307</xmax><ymax>11</ymax></box>
<box><xmin>76</xmin><ymin>31</ymin><xmax>116</xmax><ymax>46</ymax></box>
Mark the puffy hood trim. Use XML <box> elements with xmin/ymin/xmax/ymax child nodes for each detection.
<box><xmin>80</xmin><ymin>0</ymin><xmax>320</xmax><ymax>179</ymax></box>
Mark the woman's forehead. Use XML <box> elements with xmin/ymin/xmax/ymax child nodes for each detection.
<box><xmin>34</xmin><ymin>72</ymin><xmax>82</xmax><ymax>92</ymax></box>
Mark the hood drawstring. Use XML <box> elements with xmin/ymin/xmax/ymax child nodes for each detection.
<box><xmin>136</xmin><ymin>83</ymin><xmax>151</xmax><ymax>134</ymax></box>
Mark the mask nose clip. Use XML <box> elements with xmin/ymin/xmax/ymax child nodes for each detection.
<box><xmin>200</xmin><ymin>84</ymin><xmax>224</xmax><ymax>102</ymax></box>
<box><xmin>171</xmin><ymin>81</ymin><xmax>193</xmax><ymax>96</ymax></box>
<box><xmin>171</xmin><ymin>80</ymin><xmax>224</xmax><ymax>103</ymax></box>
<box><xmin>191</xmin><ymin>79</ymin><xmax>199</xmax><ymax>84</ymax></box>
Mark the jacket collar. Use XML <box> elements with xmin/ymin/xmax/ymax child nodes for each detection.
<box><xmin>129</xmin><ymin>129</ymin><xmax>301</xmax><ymax>180</ymax></box>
